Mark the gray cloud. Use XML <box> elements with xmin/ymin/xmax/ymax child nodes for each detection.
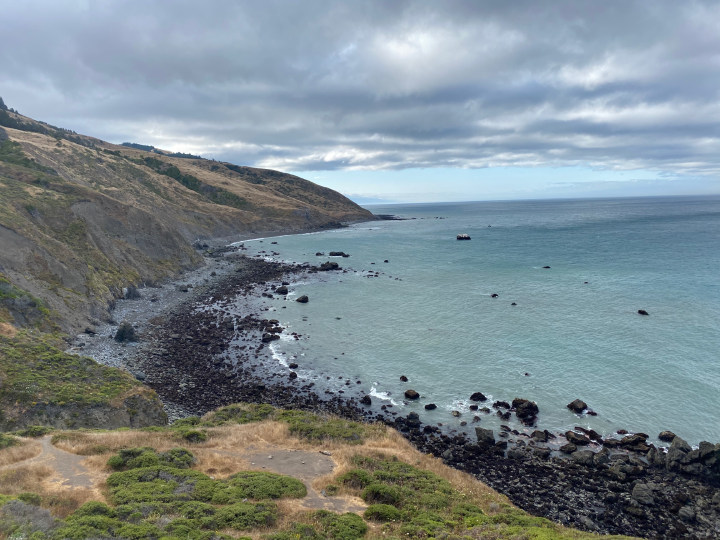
<box><xmin>2</xmin><ymin>0</ymin><xmax>720</xmax><ymax>178</ymax></box>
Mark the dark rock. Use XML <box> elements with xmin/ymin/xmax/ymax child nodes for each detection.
<box><xmin>571</xmin><ymin>449</ymin><xmax>596</xmax><ymax>466</ymax></box>
<box><xmin>451</xmin><ymin>410</ymin><xmax>461</xmax><ymax>417</ymax></box>
<box><xmin>360</xmin><ymin>395</ymin><xmax>372</xmax><ymax>406</ymax></box>
<box><xmin>565</xmin><ymin>431</ymin><xmax>591</xmax><ymax>446</ymax></box>
<box><xmin>289</xmin><ymin>371</ymin><xmax>298</xmax><ymax>380</ymax></box>
<box><xmin>567</xmin><ymin>399</ymin><xmax>588</xmax><ymax>413</ymax></box>
<box><xmin>404</xmin><ymin>389</ymin><xmax>420</xmax><ymax>400</ymax></box>
<box><xmin>470</xmin><ymin>392</ymin><xmax>487</xmax><ymax>402</ymax></box>
<box><xmin>638</xmin><ymin>309</ymin><xmax>649</xmax><ymax>315</ymax></box>
<box><xmin>531</xmin><ymin>430</ymin><xmax>548</xmax><ymax>442</ymax></box>
<box><xmin>296</xmin><ymin>295</ymin><xmax>309</xmax><ymax>303</ymax></box>
<box><xmin>329</xmin><ymin>251</ymin><xmax>348</xmax><ymax>257</ymax></box>
<box><xmin>319</xmin><ymin>261</ymin><xmax>340</xmax><ymax>271</ymax></box>
<box><xmin>475</xmin><ymin>427</ymin><xmax>495</xmax><ymax>445</ymax></box>
<box><xmin>512</xmin><ymin>398</ymin><xmax>539</xmax><ymax>423</ymax></box>
<box><xmin>560</xmin><ymin>443</ymin><xmax>578</xmax><ymax>454</ymax></box>
<box><xmin>275</xmin><ymin>285</ymin><xmax>288</xmax><ymax>295</ymax></box>
<box><xmin>490</xmin><ymin>293</ymin><xmax>499</xmax><ymax>298</ymax></box>
<box><xmin>114</xmin><ymin>322</ymin><xmax>137</xmax><ymax>342</ymax></box>
<box><xmin>315</xmin><ymin>252</ymin><xmax>324</xmax><ymax>256</ymax></box>
<box><xmin>84</xmin><ymin>326</ymin><xmax>97</xmax><ymax>335</ymax></box>
<box><xmin>542</xmin><ymin>266</ymin><xmax>551</xmax><ymax>269</ymax></box>
<box><xmin>424</xmin><ymin>403</ymin><xmax>437</xmax><ymax>410</ymax></box>
<box><xmin>658</xmin><ymin>430</ymin><xmax>676</xmax><ymax>442</ymax></box>
<box><xmin>288</xmin><ymin>363</ymin><xmax>299</xmax><ymax>369</ymax></box>
<box><xmin>261</xmin><ymin>333</ymin><xmax>280</xmax><ymax>343</ymax></box>
<box><xmin>125</xmin><ymin>285</ymin><xmax>142</xmax><ymax>300</ymax></box>
<box><xmin>134</xmin><ymin>371</ymin><xmax>146</xmax><ymax>381</ymax></box>
<box><xmin>493</xmin><ymin>400</ymin><xmax>510</xmax><ymax>409</ymax></box>
<box><xmin>632</xmin><ymin>483</ymin><xmax>655</xmax><ymax>505</ymax></box>
<box><xmin>399</xmin><ymin>375</ymin><xmax>408</xmax><ymax>382</ymax></box>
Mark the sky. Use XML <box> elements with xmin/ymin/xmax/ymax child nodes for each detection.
<box><xmin>2</xmin><ymin>0</ymin><xmax>720</xmax><ymax>203</ymax></box>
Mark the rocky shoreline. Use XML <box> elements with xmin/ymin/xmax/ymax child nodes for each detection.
<box><xmin>79</xmin><ymin>246</ymin><xmax>720</xmax><ymax>540</ymax></box>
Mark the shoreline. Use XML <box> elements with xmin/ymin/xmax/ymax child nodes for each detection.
<box><xmin>76</xmin><ymin>236</ymin><xmax>720</xmax><ymax>540</ymax></box>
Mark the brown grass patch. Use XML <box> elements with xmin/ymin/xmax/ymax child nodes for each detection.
<box><xmin>0</xmin><ymin>463</ymin><xmax>53</xmax><ymax>496</ymax></box>
<box><xmin>42</xmin><ymin>488</ymin><xmax>96</xmax><ymax>519</ymax></box>
<box><xmin>0</xmin><ymin>439</ymin><xmax>42</xmax><ymax>467</ymax></box>
<box><xmin>0</xmin><ymin>322</ymin><xmax>17</xmax><ymax>338</ymax></box>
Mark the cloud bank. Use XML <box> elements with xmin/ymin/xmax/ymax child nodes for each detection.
<box><xmin>2</xmin><ymin>0</ymin><xmax>720</xmax><ymax>184</ymax></box>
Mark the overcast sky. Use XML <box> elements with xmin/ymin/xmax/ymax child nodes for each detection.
<box><xmin>2</xmin><ymin>0</ymin><xmax>720</xmax><ymax>203</ymax></box>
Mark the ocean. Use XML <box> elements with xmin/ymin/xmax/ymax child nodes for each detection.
<box><xmin>239</xmin><ymin>196</ymin><xmax>720</xmax><ymax>445</ymax></box>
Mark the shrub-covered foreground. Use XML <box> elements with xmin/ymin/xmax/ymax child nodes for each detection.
<box><xmin>0</xmin><ymin>441</ymin><xmax>634</xmax><ymax>540</ymax></box>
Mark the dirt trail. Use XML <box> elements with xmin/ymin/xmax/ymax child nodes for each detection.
<box><xmin>1</xmin><ymin>438</ymin><xmax>365</xmax><ymax>512</ymax></box>
<box><xmin>0</xmin><ymin>436</ymin><xmax>92</xmax><ymax>490</ymax></box>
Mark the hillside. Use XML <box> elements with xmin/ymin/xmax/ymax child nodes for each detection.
<box><xmin>0</xmin><ymin>105</ymin><xmax>373</xmax><ymax>335</ymax></box>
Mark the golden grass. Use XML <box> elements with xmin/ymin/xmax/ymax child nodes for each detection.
<box><xmin>0</xmin><ymin>463</ymin><xmax>53</xmax><ymax>496</ymax></box>
<box><xmin>0</xmin><ymin>439</ymin><xmax>42</xmax><ymax>467</ymax></box>
<box><xmin>0</xmin><ymin>322</ymin><xmax>17</xmax><ymax>338</ymax></box>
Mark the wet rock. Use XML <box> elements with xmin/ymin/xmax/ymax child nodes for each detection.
<box><xmin>470</xmin><ymin>391</ymin><xmax>487</xmax><ymax>402</ymax></box>
<box><xmin>404</xmin><ymin>389</ymin><xmax>420</xmax><ymax>400</ymax></box>
<box><xmin>567</xmin><ymin>399</ymin><xmax>588</xmax><ymax>413</ymax></box>
<box><xmin>565</xmin><ymin>431</ymin><xmax>591</xmax><ymax>446</ymax></box>
<box><xmin>571</xmin><ymin>449</ymin><xmax>596</xmax><ymax>466</ymax></box>
<box><xmin>638</xmin><ymin>309</ymin><xmax>649</xmax><ymax>315</ymax></box>
<box><xmin>114</xmin><ymin>322</ymin><xmax>137</xmax><ymax>342</ymax></box>
<box><xmin>512</xmin><ymin>398</ymin><xmax>539</xmax><ymax>424</ymax></box>
<box><xmin>315</xmin><ymin>252</ymin><xmax>324</xmax><ymax>256</ymax></box>
<box><xmin>289</xmin><ymin>371</ymin><xmax>298</xmax><ymax>380</ymax></box>
<box><xmin>490</xmin><ymin>293</ymin><xmax>499</xmax><ymax>298</ymax></box>
<box><xmin>531</xmin><ymin>430</ymin><xmax>548</xmax><ymax>442</ymax></box>
<box><xmin>360</xmin><ymin>395</ymin><xmax>372</xmax><ymax>406</ymax></box>
<box><xmin>475</xmin><ymin>427</ymin><xmax>495</xmax><ymax>446</ymax></box>
<box><xmin>275</xmin><ymin>285</ymin><xmax>288</xmax><ymax>295</ymax></box>
<box><xmin>658</xmin><ymin>430</ymin><xmax>676</xmax><ymax>442</ymax></box>
<box><xmin>329</xmin><ymin>251</ymin><xmax>349</xmax><ymax>257</ymax></box>
<box><xmin>533</xmin><ymin>447</ymin><xmax>551</xmax><ymax>459</ymax></box>
<box><xmin>134</xmin><ymin>371</ymin><xmax>146</xmax><ymax>381</ymax></box>
<box><xmin>424</xmin><ymin>403</ymin><xmax>437</xmax><ymax>410</ymax></box>
<box><xmin>319</xmin><ymin>261</ymin><xmax>340</xmax><ymax>271</ymax></box>
<box><xmin>399</xmin><ymin>375</ymin><xmax>408</xmax><ymax>382</ymax></box>
<box><xmin>560</xmin><ymin>443</ymin><xmax>577</xmax><ymax>454</ymax></box>
<box><xmin>451</xmin><ymin>410</ymin><xmax>461</xmax><ymax>417</ymax></box>
<box><xmin>261</xmin><ymin>333</ymin><xmax>280</xmax><ymax>343</ymax></box>
<box><xmin>288</xmin><ymin>363</ymin><xmax>298</xmax><ymax>369</ymax></box>
<box><xmin>632</xmin><ymin>483</ymin><xmax>655</xmax><ymax>505</ymax></box>
<box><xmin>678</xmin><ymin>505</ymin><xmax>695</xmax><ymax>521</ymax></box>
<box><xmin>493</xmin><ymin>400</ymin><xmax>510</xmax><ymax>409</ymax></box>
<box><xmin>296</xmin><ymin>295</ymin><xmax>309</xmax><ymax>303</ymax></box>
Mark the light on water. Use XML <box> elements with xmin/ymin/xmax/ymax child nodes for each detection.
<box><xmin>242</xmin><ymin>196</ymin><xmax>720</xmax><ymax>445</ymax></box>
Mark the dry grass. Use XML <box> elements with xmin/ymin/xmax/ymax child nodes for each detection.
<box><xmin>0</xmin><ymin>322</ymin><xmax>17</xmax><ymax>338</ymax></box>
<box><xmin>0</xmin><ymin>439</ymin><xmax>42</xmax><ymax>467</ymax></box>
<box><xmin>0</xmin><ymin>464</ymin><xmax>53</xmax><ymax>496</ymax></box>
<box><xmin>41</xmin><ymin>488</ymin><xmax>96</xmax><ymax>519</ymax></box>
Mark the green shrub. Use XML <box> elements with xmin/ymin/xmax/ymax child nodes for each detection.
<box><xmin>222</xmin><ymin>471</ymin><xmax>307</xmax><ymax>500</ymax></box>
<box><xmin>207</xmin><ymin>403</ymin><xmax>276</xmax><ymax>425</ymax></box>
<box><xmin>0</xmin><ymin>433</ymin><xmax>17</xmax><ymax>449</ymax></box>
<box><xmin>277</xmin><ymin>410</ymin><xmax>366</xmax><ymax>443</ymax></box>
<box><xmin>325</xmin><ymin>484</ymin><xmax>339</xmax><ymax>496</ymax></box>
<box><xmin>451</xmin><ymin>502</ymin><xmax>484</xmax><ymax>518</ymax></box>
<box><xmin>73</xmin><ymin>501</ymin><xmax>116</xmax><ymax>518</ymax></box>
<box><xmin>361</xmin><ymin>484</ymin><xmax>401</xmax><ymax>506</ymax></box>
<box><xmin>364</xmin><ymin>504</ymin><xmax>401</xmax><ymax>522</ymax></box>
<box><xmin>107</xmin><ymin>447</ymin><xmax>196</xmax><ymax>471</ymax></box>
<box><xmin>17</xmin><ymin>493</ymin><xmax>41</xmax><ymax>506</ymax></box>
<box><xmin>315</xmin><ymin>510</ymin><xmax>368</xmax><ymax>540</ymax></box>
<box><xmin>180</xmin><ymin>429</ymin><xmax>207</xmax><ymax>443</ymax></box>
<box><xmin>265</xmin><ymin>523</ymin><xmax>323</xmax><ymax>540</ymax></box>
<box><xmin>172</xmin><ymin>416</ymin><xmax>202</xmax><ymax>428</ymax></box>
<box><xmin>337</xmin><ymin>469</ymin><xmax>374</xmax><ymax>489</ymax></box>
<box><xmin>214</xmin><ymin>501</ymin><xmax>278</xmax><ymax>529</ymax></box>
<box><xmin>15</xmin><ymin>426</ymin><xmax>52</xmax><ymax>438</ymax></box>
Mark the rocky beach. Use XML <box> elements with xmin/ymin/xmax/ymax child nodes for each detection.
<box><xmin>74</xmin><ymin>240</ymin><xmax>720</xmax><ymax>540</ymax></box>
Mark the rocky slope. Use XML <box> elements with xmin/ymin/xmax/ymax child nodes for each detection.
<box><xmin>0</xmin><ymin>105</ymin><xmax>373</xmax><ymax>335</ymax></box>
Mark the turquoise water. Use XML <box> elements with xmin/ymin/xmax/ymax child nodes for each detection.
<box><xmin>241</xmin><ymin>196</ymin><xmax>720</xmax><ymax>445</ymax></box>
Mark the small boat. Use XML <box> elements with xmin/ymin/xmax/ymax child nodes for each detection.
<box><xmin>457</xmin><ymin>234</ymin><xmax>471</xmax><ymax>240</ymax></box>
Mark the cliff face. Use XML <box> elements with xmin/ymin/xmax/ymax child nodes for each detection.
<box><xmin>0</xmin><ymin>112</ymin><xmax>373</xmax><ymax>334</ymax></box>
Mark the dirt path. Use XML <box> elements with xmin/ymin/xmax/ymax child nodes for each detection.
<box><xmin>0</xmin><ymin>436</ymin><xmax>92</xmax><ymax>490</ymax></box>
<box><xmin>1</xmin><ymin>438</ymin><xmax>365</xmax><ymax>512</ymax></box>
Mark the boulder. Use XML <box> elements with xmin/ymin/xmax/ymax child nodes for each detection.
<box><xmin>289</xmin><ymin>371</ymin><xmax>298</xmax><ymax>380</ymax></box>
<box><xmin>658</xmin><ymin>430</ymin><xmax>676</xmax><ymax>442</ymax></box>
<box><xmin>399</xmin><ymin>375</ymin><xmax>408</xmax><ymax>382</ymax></box>
<box><xmin>533</xmin><ymin>447</ymin><xmax>551</xmax><ymax>459</ymax></box>
<box><xmin>490</xmin><ymin>293</ymin><xmax>499</xmax><ymax>298</ymax></box>
<box><xmin>493</xmin><ymin>400</ymin><xmax>510</xmax><ymax>409</ymax></box>
<box><xmin>261</xmin><ymin>333</ymin><xmax>280</xmax><ymax>343</ymax></box>
<box><xmin>631</xmin><ymin>483</ymin><xmax>655</xmax><ymax>505</ymax></box>
<box><xmin>571</xmin><ymin>450</ymin><xmax>596</xmax><ymax>467</ymax></box>
<box><xmin>133</xmin><ymin>371</ymin><xmax>146</xmax><ymax>381</ymax></box>
<box><xmin>567</xmin><ymin>399</ymin><xmax>588</xmax><ymax>414</ymax></box>
<box><xmin>638</xmin><ymin>309</ymin><xmax>649</xmax><ymax>315</ymax></box>
<box><xmin>315</xmin><ymin>252</ymin><xmax>324</xmax><ymax>256</ymax></box>
<box><xmin>475</xmin><ymin>427</ymin><xmax>495</xmax><ymax>446</ymax></box>
<box><xmin>319</xmin><ymin>261</ymin><xmax>340</xmax><ymax>271</ymax></box>
<box><xmin>647</xmin><ymin>447</ymin><xmax>667</xmax><ymax>467</ymax></box>
<box><xmin>288</xmin><ymin>363</ymin><xmax>299</xmax><ymax>369</ymax></box>
<box><xmin>565</xmin><ymin>431</ymin><xmax>591</xmax><ymax>446</ymax></box>
<box><xmin>275</xmin><ymin>285</ymin><xmax>289</xmax><ymax>295</ymax></box>
<box><xmin>512</xmin><ymin>398</ymin><xmax>539</xmax><ymax>423</ymax></box>
<box><xmin>404</xmin><ymin>389</ymin><xmax>420</xmax><ymax>400</ymax></box>
<box><xmin>424</xmin><ymin>403</ymin><xmax>437</xmax><ymax>410</ymax></box>
<box><xmin>114</xmin><ymin>322</ymin><xmax>137</xmax><ymax>342</ymax></box>
<box><xmin>559</xmin><ymin>443</ymin><xmax>577</xmax><ymax>454</ymax></box>
<box><xmin>469</xmin><ymin>392</ymin><xmax>487</xmax><ymax>402</ymax></box>
<box><xmin>296</xmin><ymin>295</ymin><xmax>309</xmax><ymax>303</ymax></box>
<box><xmin>594</xmin><ymin>447</ymin><xmax>611</xmax><ymax>466</ymax></box>
<box><xmin>360</xmin><ymin>395</ymin><xmax>372</xmax><ymax>406</ymax></box>
<box><xmin>451</xmin><ymin>410</ymin><xmax>461</xmax><ymax>417</ymax></box>
<box><xmin>531</xmin><ymin>430</ymin><xmax>548</xmax><ymax>442</ymax></box>
<box><xmin>329</xmin><ymin>251</ymin><xmax>348</xmax><ymax>257</ymax></box>
<box><xmin>666</xmin><ymin>436</ymin><xmax>692</xmax><ymax>469</ymax></box>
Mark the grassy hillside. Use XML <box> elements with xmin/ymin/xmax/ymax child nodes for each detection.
<box><xmin>0</xmin><ymin>106</ymin><xmax>372</xmax><ymax>334</ymax></box>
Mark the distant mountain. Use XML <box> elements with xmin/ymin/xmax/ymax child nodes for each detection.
<box><xmin>0</xmin><ymin>103</ymin><xmax>373</xmax><ymax>333</ymax></box>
